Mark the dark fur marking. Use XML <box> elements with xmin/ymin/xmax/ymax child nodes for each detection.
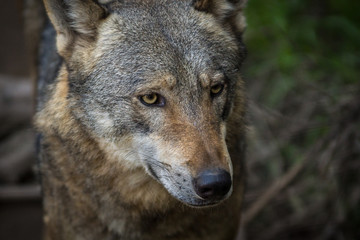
<box><xmin>37</xmin><ymin>17</ymin><xmax>63</xmax><ymax>111</ymax></box>
<box><xmin>221</xmin><ymin>74</ymin><xmax>233</xmax><ymax>120</ymax></box>
<box><xmin>131</xmin><ymin>115</ymin><xmax>152</xmax><ymax>134</ymax></box>
<box><xmin>147</xmin><ymin>163</ymin><xmax>160</xmax><ymax>181</ymax></box>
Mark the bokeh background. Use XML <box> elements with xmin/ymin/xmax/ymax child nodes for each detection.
<box><xmin>0</xmin><ymin>0</ymin><xmax>359</xmax><ymax>240</ymax></box>
<box><xmin>0</xmin><ymin>1</ymin><xmax>42</xmax><ymax>240</ymax></box>
<box><xmin>240</xmin><ymin>0</ymin><xmax>360</xmax><ymax>239</ymax></box>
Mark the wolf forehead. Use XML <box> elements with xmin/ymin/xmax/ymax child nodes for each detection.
<box><xmin>81</xmin><ymin>1</ymin><xmax>244</xmax><ymax>85</ymax></box>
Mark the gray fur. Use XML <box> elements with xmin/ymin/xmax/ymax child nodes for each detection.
<box><xmin>36</xmin><ymin>0</ymin><xmax>247</xmax><ymax>239</ymax></box>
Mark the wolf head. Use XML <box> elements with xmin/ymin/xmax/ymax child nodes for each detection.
<box><xmin>44</xmin><ymin>0</ymin><xmax>246</xmax><ymax>207</ymax></box>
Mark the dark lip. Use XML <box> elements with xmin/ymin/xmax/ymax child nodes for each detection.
<box><xmin>182</xmin><ymin>198</ymin><xmax>224</xmax><ymax>208</ymax></box>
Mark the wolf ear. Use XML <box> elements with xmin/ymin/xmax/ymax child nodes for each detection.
<box><xmin>43</xmin><ymin>0</ymin><xmax>110</xmax><ymax>58</ymax></box>
<box><xmin>193</xmin><ymin>0</ymin><xmax>247</xmax><ymax>34</ymax></box>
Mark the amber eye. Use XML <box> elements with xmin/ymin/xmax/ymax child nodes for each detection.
<box><xmin>139</xmin><ymin>93</ymin><xmax>165</xmax><ymax>107</ymax></box>
<box><xmin>210</xmin><ymin>84</ymin><xmax>224</xmax><ymax>96</ymax></box>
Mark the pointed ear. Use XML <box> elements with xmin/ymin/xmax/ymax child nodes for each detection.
<box><xmin>43</xmin><ymin>0</ymin><xmax>110</xmax><ymax>58</ymax></box>
<box><xmin>193</xmin><ymin>0</ymin><xmax>247</xmax><ymax>34</ymax></box>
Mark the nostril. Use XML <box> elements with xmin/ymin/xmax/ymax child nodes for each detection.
<box><xmin>198</xmin><ymin>187</ymin><xmax>214</xmax><ymax>197</ymax></box>
<box><xmin>194</xmin><ymin>168</ymin><xmax>232</xmax><ymax>200</ymax></box>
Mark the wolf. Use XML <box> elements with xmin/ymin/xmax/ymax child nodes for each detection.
<box><xmin>34</xmin><ymin>0</ymin><xmax>247</xmax><ymax>239</ymax></box>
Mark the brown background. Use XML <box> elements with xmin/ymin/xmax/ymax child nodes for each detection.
<box><xmin>0</xmin><ymin>1</ymin><xmax>42</xmax><ymax>240</ymax></box>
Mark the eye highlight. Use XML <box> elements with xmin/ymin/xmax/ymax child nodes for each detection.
<box><xmin>210</xmin><ymin>84</ymin><xmax>224</xmax><ymax>97</ymax></box>
<box><xmin>139</xmin><ymin>93</ymin><xmax>165</xmax><ymax>107</ymax></box>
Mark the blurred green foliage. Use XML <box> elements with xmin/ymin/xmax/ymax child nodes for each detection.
<box><xmin>242</xmin><ymin>1</ymin><xmax>360</xmax><ymax>239</ymax></box>
<box><xmin>244</xmin><ymin>0</ymin><xmax>360</xmax><ymax>107</ymax></box>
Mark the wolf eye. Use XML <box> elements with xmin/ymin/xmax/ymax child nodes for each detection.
<box><xmin>139</xmin><ymin>93</ymin><xmax>165</xmax><ymax>107</ymax></box>
<box><xmin>141</xmin><ymin>93</ymin><xmax>158</xmax><ymax>104</ymax></box>
<box><xmin>210</xmin><ymin>84</ymin><xmax>224</xmax><ymax>97</ymax></box>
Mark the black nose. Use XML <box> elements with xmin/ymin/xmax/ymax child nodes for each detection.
<box><xmin>193</xmin><ymin>168</ymin><xmax>232</xmax><ymax>200</ymax></box>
